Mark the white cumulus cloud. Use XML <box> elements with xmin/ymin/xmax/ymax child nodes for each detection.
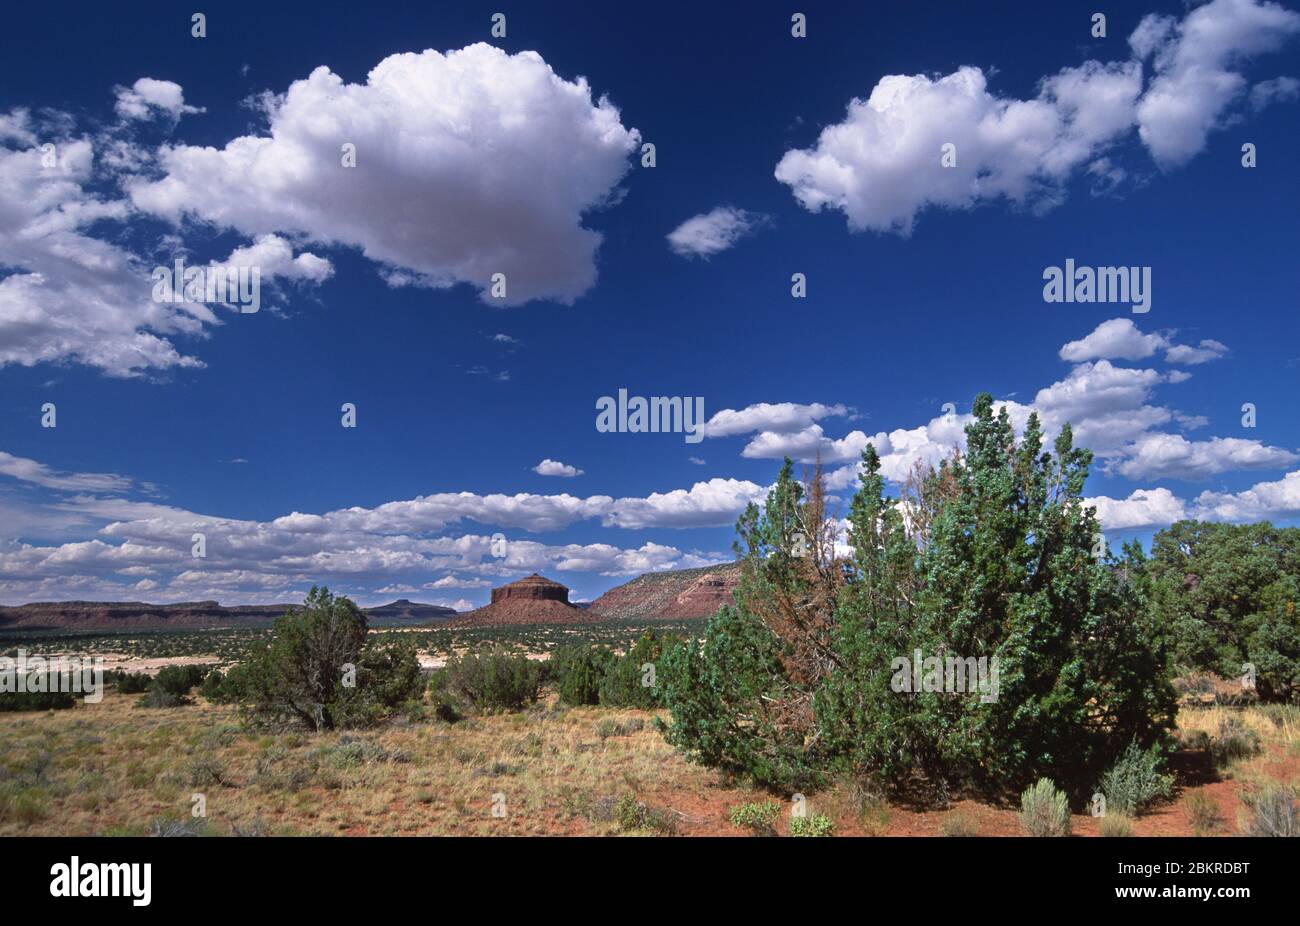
<box><xmin>533</xmin><ymin>459</ymin><xmax>584</xmax><ymax>478</ymax></box>
<box><xmin>114</xmin><ymin>78</ymin><xmax>204</xmax><ymax>122</ymax></box>
<box><xmin>128</xmin><ymin>44</ymin><xmax>640</xmax><ymax>306</ymax></box>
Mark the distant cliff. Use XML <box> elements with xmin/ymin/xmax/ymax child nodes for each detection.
<box><xmin>586</xmin><ymin>562</ymin><xmax>739</xmax><ymax>621</ymax></box>
<box><xmin>0</xmin><ymin>597</ymin><xmax>458</xmax><ymax>631</ymax></box>
<box><xmin>363</xmin><ymin>599</ymin><xmax>458</xmax><ymax>622</ymax></box>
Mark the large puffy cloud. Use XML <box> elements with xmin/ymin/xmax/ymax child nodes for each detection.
<box><xmin>777</xmin><ymin>0</ymin><xmax>1299</xmax><ymax>233</ymax></box>
<box><xmin>603</xmin><ymin>478</ymin><xmax>768</xmax><ymax>529</ymax></box>
<box><xmin>0</xmin><ymin>114</ymin><xmax>333</xmax><ymax>375</ymax></box>
<box><xmin>1133</xmin><ymin>0</ymin><xmax>1300</xmax><ymax>166</ymax></box>
<box><xmin>703</xmin><ymin>401</ymin><xmax>850</xmax><ymax>439</ymax></box>
<box><xmin>740</xmin><ymin>425</ymin><xmax>871</xmax><ymax>465</ymax></box>
<box><xmin>1087</xmin><ymin>487</ymin><xmax>1189</xmax><ymax>529</ymax></box>
<box><xmin>1060</xmin><ymin>318</ymin><xmax>1169</xmax><ymax>362</ymax></box>
<box><xmin>1114</xmin><ymin>434</ymin><xmax>1298</xmax><ymax>481</ymax></box>
<box><xmin>1193</xmin><ymin>470</ymin><xmax>1300</xmax><ymax>522</ymax></box>
<box><xmin>1089</xmin><ymin>468</ymin><xmax>1300</xmax><ymax>529</ymax></box>
<box><xmin>129</xmin><ymin>44</ymin><xmax>640</xmax><ymax>306</ymax></box>
<box><xmin>666</xmin><ymin>206</ymin><xmax>768</xmax><ymax>258</ymax></box>
<box><xmin>775</xmin><ymin>61</ymin><xmax>1142</xmax><ymax>233</ymax></box>
<box><xmin>0</xmin><ymin>136</ymin><xmax>209</xmax><ymax>375</ymax></box>
<box><xmin>1060</xmin><ymin>319</ymin><xmax>1230</xmax><ymax>366</ymax></box>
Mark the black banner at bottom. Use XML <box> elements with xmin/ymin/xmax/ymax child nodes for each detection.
<box><xmin>0</xmin><ymin>835</ymin><xmax>1286</xmax><ymax>912</ymax></box>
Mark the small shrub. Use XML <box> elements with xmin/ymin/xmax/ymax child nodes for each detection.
<box><xmin>940</xmin><ymin>810</ymin><xmax>978</xmax><ymax>837</ymax></box>
<box><xmin>1209</xmin><ymin>716</ymin><xmax>1262</xmax><ymax>768</ymax></box>
<box><xmin>788</xmin><ymin>814</ymin><xmax>834</xmax><ymax>837</ymax></box>
<box><xmin>854</xmin><ymin>787</ymin><xmax>892</xmax><ymax>835</ymax></box>
<box><xmin>582</xmin><ymin>794</ymin><xmax>619</xmax><ymax>824</ymax></box>
<box><xmin>0</xmin><ymin>784</ymin><xmax>49</xmax><ymax>824</ymax></box>
<box><xmin>230</xmin><ymin>818</ymin><xmax>268</xmax><ymax>837</ymax></box>
<box><xmin>254</xmin><ymin>748</ymin><xmax>317</xmax><ymax>792</ymax></box>
<box><xmin>1097</xmin><ymin>741</ymin><xmax>1173</xmax><ymax>816</ymax></box>
<box><xmin>1019</xmin><ymin>778</ymin><xmax>1071</xmax><ymax>837</ymax></box>
<box><xmin>596</xmin><ymin>717</ymin><xmax>643</xmax><ymax>740</ymax></box>
<box><xmin>137</xmin><ymin>686</ymin><xmax>186</xmax><ymax>709</ymax></box>
<box><xmin>154</xmin><ymin>664</ymin><xmax>209</xmax><ymax>697</ymax></box>
<box><xmin>317</xmin><ymin>736</ymin><xmax>400</xmax><ymax>769</ymax></box>
<box><xmin>1238</xmin><ymin>781</ymin><xmax>1298</xmax><ymax>836</ymax></box>
<box><xmin>728</xmin><ymin>800</ymin><xmax>781</xmax><ymax>836</ymax></box>
<box><xmin>614</xmin><ymin>794</ymin><xmax>677</xmax><ymax>835</ymax></box>
<box><xmin>108</xmin><ymin>670</ymin><xmax>152</xmax><ymax>694</ymax></box>
<box><xmin>200</xmin><ymin>669</ymin><xmax>235</xmax><ymax>703</ymax></box>
<box><xmin>432</xmin><ymin>647</ymin><xmax>543</xmax><ymax>714</ymax></box>
<box><xmin>185</xmin><ymin>756</ymin><xmax>227</xmax><ymax>788</ymax></box>
<box><xmin>1098</xmin><ymin>813</ymin><xmax>1133</xmax><ymax>837</ymax></box>
<box><xmin>0</xmin><ymin>681</ymin><xmax>76</xmax><ymax>712</ymax></box>
<box><xmin>147</xmin><ymin>817</ymin><xmax>213</xmax><ymax>837</ymax></box>
<box><xmin>1183</xmin><ymin>791</ymin><xmax>1223</xmax><ymax>836</ymax></box>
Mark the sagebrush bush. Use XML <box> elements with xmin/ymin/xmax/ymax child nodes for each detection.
<box><xmin>1183</xmin><ymin>791</ymin><xmax>1223</xmax><ymax>836</ymax></box>
<box><xmin>431</xmin><ymin>646</ymin><xmax>543</xmax><ymax>714</ymax></box>
<box><xmin>1238</xmin><ymin>781</ymin><xmax>1298</xmax><ymax>836</ymax></box>
<box><xmin>185</xmin><ymin>756</ymin><xmax>227</xmax><ymax>788</ymax></box>
<box><xmin>939</xmin><ymin>810</ymin><xmax>978</xmax><ymax>837</ymax></box>
<box><xmin>1097</xmin><ymin>741</ymin><xmax>1173</xmax><ymax>816</ymax></box>
<box><xmin>614</xmin><ymin>794</ymin><xmax>677</xmax><ymax>835</ymax></box>
<box><xmin>1019</xmin><ymin>778</ymin><xmax>1071</xmax><ymax>837</ymax></box>
<box><xmin>1209</xmin><ymin>716</ymin><xmax>1262</xmax><ymax>767</ymax></box>
<box><xmin>0</xmin><ymin>783</ymin><xmax>49</xmax><ymax>824</ymax></box>
<box><xmin>137</xmin><ymin>685</ymin><xmax>186</xmax><ymax>709</ymax></box>
<box><xmin>1098</xmin><ymin>813</ymin><xmax>1133</xmax><ymax>837</ymax></box>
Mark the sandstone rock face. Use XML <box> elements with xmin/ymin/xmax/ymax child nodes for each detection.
<box><xmin>490</xmin><ymin>574</ymin><xmax>571</xmax><ymax>604</ymax></box>
<box><xmin>587</xmin><ymin>562</ymin><xmax>740</xmax><ymax>621</ymax></box>
<box><xmin>453</xmin><ymin>574</ymin><xmax>592</xmax><ymax>627</ymax></box>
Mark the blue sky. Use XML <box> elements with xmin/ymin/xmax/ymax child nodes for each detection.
<box><xmin>1</xmin><ymin>0</ymin><xmax>1297</xmax><ymax>608</ymax></box>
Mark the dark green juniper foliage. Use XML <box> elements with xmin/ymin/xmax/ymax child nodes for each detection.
<box><xmin>662</xmin><ymin>394</ymin><xmax>1177</xmax><ymax>802</ymax></box>
<box><xmin>660</xmin><ymin>458</ymin><xmax>835</xmax><ymax>792</ymax></box>
<box><xmin>1147</xmin><ymin>521</ymin><xmax>1300</xmax><ymax>702</ymax></box>
<box><xmin>236</xmin><ymin>587</ymin><xmax>421</xmax><ymax>730</ymax></box>
<box><xmin>0</xmin><ymin>678</ymin><xmax>77</xmax><ymax>711</ymax></box>
<box><xmin>600</xmin><ymin>630</ymin><xmax>675</xmax><ymax>708</ymax></box>
<box><xmin>430</xmin><ymin>645</ymin><xmax>544</xmax><ymax>714</ymax></box>
<box><xmin>550</xmin><ymin>643</ymin><xmax>615</xmax><ymax>706</ymax></box>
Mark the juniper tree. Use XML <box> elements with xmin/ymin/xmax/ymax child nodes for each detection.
<box><xmin>238</xmin><ymin>586</ymin><xmax>370</xmax><ymax>730</ymax></box>
<box><xmin>663</xmin><ymin>393</ymin><xmax>1176</xmax><ymax>801</ymax></box>
<box><xmin>659</xmin><ymin>458</ymin><xmax>836</xmax><ymax>790</ymax></box>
